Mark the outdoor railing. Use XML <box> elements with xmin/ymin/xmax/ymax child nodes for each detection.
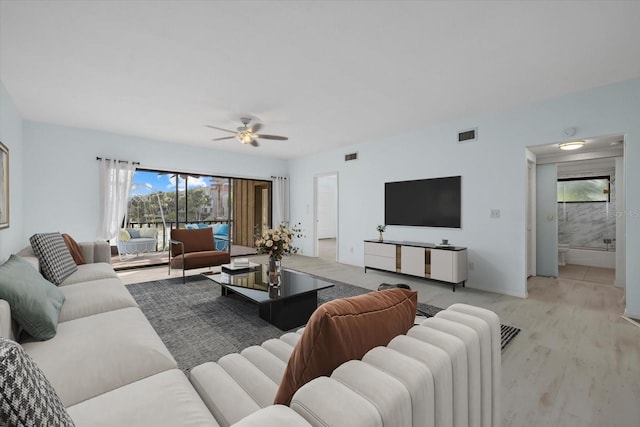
<box><xmin>124</xmin><ymin>220</ymin><xmax>233</xmax><ymax>252</ymax></box>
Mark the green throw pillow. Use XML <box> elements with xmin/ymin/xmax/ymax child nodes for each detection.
<box><xmin>0</xmin><ymin>255</ymin><xmax>65</xmax><ymax>341</ymax></box>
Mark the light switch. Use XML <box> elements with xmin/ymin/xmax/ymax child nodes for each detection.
<box><xmin>490</xmin><ymin>209</ymin><xmax>500</xmax><ymax>218</ymax></box>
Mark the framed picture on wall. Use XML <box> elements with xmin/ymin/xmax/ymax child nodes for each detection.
<box><xmin>0</xmin><ymin>141</ymin><xmax>8</xmax><ymax>229</ymax></box>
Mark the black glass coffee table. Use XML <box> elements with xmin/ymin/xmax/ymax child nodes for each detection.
<box><xmin>204</xmin><ymin>265</ymin><xmax>335</xmax><ymax>330</ymax></box>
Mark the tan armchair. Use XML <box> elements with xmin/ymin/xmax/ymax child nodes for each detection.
<box><xmin>169</xmin><ymin>228</ymin><xmax>230</xmax><ymax>283</ymax></box>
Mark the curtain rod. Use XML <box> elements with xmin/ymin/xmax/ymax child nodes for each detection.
<box><xmin>96</xmin><ymin>157</ymin><xmax>140</xmax><ymax>166</ymax></box>
<box><xmin>271</xmin><ymin>176</ymin><xmax>288</xmax><ymax>179</ymax></box>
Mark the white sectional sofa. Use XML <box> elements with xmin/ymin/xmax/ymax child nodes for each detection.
<box><xmin>1</xmin><ymin>240</ymin><xmax>501</xmax><ymax>427</ymax></box>
<box><xmin>2</xmin><ymin>241</ymin><xmax>218</xmax><ymax>426</ymax></box>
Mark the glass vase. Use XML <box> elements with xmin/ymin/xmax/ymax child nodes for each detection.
<box><xmin>268</xmin><ymin>255</ymin><xmax>281</xmax><ymax>287</ymax></box>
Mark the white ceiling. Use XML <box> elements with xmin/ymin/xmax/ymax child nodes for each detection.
<box><xmin>1</xmin><ymin>1</ymin><xmax>640</xmax><ymax>160</ymax></box>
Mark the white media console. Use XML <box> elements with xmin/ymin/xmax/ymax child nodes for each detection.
<box><xmin>364</xmin><ymin>239</ymin><xmax>468</xmax><ymax>291</ymax></box>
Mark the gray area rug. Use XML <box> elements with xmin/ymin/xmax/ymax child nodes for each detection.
<box><xmin>127</xmin><ymin>273</ymin><xmax>519</xmax><ymax>371</ymax></box>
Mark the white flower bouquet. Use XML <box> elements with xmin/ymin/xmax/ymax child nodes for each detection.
<box><xmin>255</xmin><ymin>222</ymin><xmax>303</xmax><ymax>260</ymax></box>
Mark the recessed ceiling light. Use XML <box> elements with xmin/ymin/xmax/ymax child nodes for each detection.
<box><xmin>558</xmin><ymin>141</ymin><xmax>585</xmax><ymax>151</ymax></box>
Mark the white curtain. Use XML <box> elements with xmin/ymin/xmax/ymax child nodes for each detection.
<box><xmin>272</xmin><ymin>176</ymin><xmax>289</xmax><ymax>227</ymax></box>
<box><xmin>96</xmin><ymin>158</ymin><xmax>136</xmax><ymax>241</ymax></box>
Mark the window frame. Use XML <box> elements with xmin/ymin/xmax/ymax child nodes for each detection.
<box><xmin>557</xmin><ymin>175</ymin><xmax>611</xmax><ymax>203</ymax></box>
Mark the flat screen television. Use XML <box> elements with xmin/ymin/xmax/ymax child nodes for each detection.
<box><xmin>385</xmin><ymin>176</ymin><xmax>461</xmax><ymax>228</ymax></box>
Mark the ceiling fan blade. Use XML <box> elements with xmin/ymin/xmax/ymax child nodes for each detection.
<box><xmin>212</xmin><ymin>136</ymin><xmax>236</xmax><ymax>141</ymax></box>
<box><xmin>255</xmin><ymin>134</ymin><xmax>288</xmax><ymax>141</ymax></box>
<box><xmin>250</xmin><ymin>123</ymin><xmax>262</xmax><ymax>133</ymax></box>
<box><xmin>205</xmin><ymin>125</ymin><xmax>237</xmax><ymax>133</ymax></box>
<box><xmin>250</xmin><ymin>140</ymin><xmax>259</xmax><ymax>147</ymax></box>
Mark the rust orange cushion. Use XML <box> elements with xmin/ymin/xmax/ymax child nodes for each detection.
<box><xmin>61</xmin><ymin>234</ymin><xmax>86</xmax><ymax>265</ymax></box>
<box><xmin>273</xmin><ymin>288</ymin><xmax>417</xmax><ymax>405</ymax></box>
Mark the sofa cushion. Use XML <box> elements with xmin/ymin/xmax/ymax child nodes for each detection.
<box><xmin>59</xmin><ymin>263</ymin><xmax>118</xmax><ymax>287</ymax></box>
<box><xmin>76</xmin><ymin>241</ymin><xmax>111</xmax><ymax>264</ymax></box>
<box><xmin>61</xmin><ymin>234</ymin><xmax>86</xmax><ymax>265</ymax></box>
<box><xmin>273</xmin><ymin>288</ymin><xmax>417</xmax><ymax>405</ymax></box>
<box><xmin>170</xmin><ymin>250</ymin><xmax>230</xmax><ymax>270</ymax></box>
<box><xmin>290</xmin><ymin>377</ymin><xmax>383</xmax><ymax>427</ymax></box>
<box><xmin>0</xmin><ymin>300</ymin><xmax>15</xmax><ymax>341</ymax></box>
<box><xmin>332</xmin><ymin>360</ymin><xmax>412</xmax><ymax>427</ymax></box>
<box><xmin>362</xmin><ymin>346</ymin><xmax>436</xmax><ymax>427</ymax></box>
<box><xmin>0</xmin><ymin>255</ymin><xmax>65</xmax><ymax>341</ymax></box>
<box><xmin>171</xmin><ymin>228</ymin><xmax>217</xmax><ymax>254</ymax></box>
<box><xmin>214</xmin><ymin>224</ymin><xmax>229</xmax><ymax>237</ymax></box>
<box><xmin>67</xmin><ymin>369</ymin><xmax>219</xmax><ymax>427</ymax></box>
<box><xmin>128</xmin><ymin>229</ymin><xmax>141</xmax><ymax>239</ymax></box>
<box><xmin>119</xmin><ymin>229</ymin><xmax>131</xmax><ymax>241</ymax></box>
<box><xmin>30</xmin><ymin>232</ymin><xmax>78</xmax><ymax>285</ymax></box>
<box><xmin>0</xmin><ymin>338</ymin><xmax>75</xmax><ymax>427</ymax></box>
<box><xmin>21</xmin><ymin>307</ymin><xmax>177</xmax><ymax>406</ymax></box>
<box><xmin>190</xmin><ymin>362</ymin><xmax>262</xmax><ymax>426</ymax></box>
<box><xmin>58</xmin><ymin>278</ymin><xmax>138</xmax><ymax>323</ymax></box>
<box><xmin>139</xmin><ymin>227</ymin><xmax>157</xmax><ymax>238</ymax></box>
<box><xmin>231</xmin><ymin>405</ymin><xmax>312</xmax><ymax>427</ymax></box>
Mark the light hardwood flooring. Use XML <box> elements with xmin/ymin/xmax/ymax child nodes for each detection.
<box><xmin>318</xmin><ymin>238</ymin><xmax>336</xmax><ymax>262</ymax></box>
<box><xmin>118</xmin><ymin>255</ymin><xmax>640</xmax><ymax>427</ymax></box>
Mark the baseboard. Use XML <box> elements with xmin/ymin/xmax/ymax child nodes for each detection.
<box><xmin>465</xmin><ymin>283</ymin><xmax>527</xmax><ymax>298</ymax></box>
<box><xmin>623</xmin><ymin>309</ymin><xmax>640</xmax><ymax>321</ymax></box>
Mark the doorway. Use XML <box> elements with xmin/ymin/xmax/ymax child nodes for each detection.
<box><xmin>314</xmin><ymin>173</ymin><xmax>338</xmax><ymax>262</ymax></box>
<box><xmin>526</xmin><ymin>133</ymin><xmax>625</xmax><ymax>294</ymax></box>
<box><xmin>526</xmin><ymin>155</ymin><xmax>536</xmax><ymax>279</ymax></box>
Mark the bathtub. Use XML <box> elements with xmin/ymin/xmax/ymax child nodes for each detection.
<box><xmin>565</xmin><ymin>247</ymin><xmax>615</xmax><ymax>269</ymax></box>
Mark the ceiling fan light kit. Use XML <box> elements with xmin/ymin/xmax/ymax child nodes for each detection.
<box><xmin>237</xmin><ymin>132</ymin><xmax>254</xmax><ymax>144</ymax></box>
<box><xmin>206</xmin><ymin>117</ymin><xmax>288</xmax><ymax>148</ymax></box>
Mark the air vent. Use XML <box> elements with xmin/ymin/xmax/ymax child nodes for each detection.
<box><xmin>458</xmin><ymin>128</ymin><xmax>477</xmax><ymax>143</ymax></box>
<box><xmin>345</xmin><ymin>152</ymin><xmax>358</xmax><ymax>161</ymax></box>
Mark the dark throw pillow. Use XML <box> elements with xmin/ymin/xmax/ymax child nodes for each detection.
<box><xmin>0</xmin><ymin>338</ymin><xmax>75</xmax><ymax>427</ymax></box>
<box><xmin>0</xmin><ymin>255</ymin><xmax>65</xmax><ymax>341</ymax></box>
<box><xmin>30</xmin><ymin>233</ymin><xmax>78</xmax><ymax>285</ymax></box>
<box><xmin>273</xmin><ymin>288</ymin><xmax>418</xmax><ymax>405</ymax></box>
<box><xmin>61</xmin><ymin>234</ymin><xmax>86</xmax><ymax>265</ymax></box>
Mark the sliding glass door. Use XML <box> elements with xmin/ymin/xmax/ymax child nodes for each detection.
<box><xmin>125</xmin><ymin>169</ymin><xmax>270</xmax><ymax>254</ymax></box>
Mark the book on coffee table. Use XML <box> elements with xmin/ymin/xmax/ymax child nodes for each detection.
<box><xmin>221</xmin><ymin>261</ymin><xmax>259</xmax><ymax>274</ymax></box>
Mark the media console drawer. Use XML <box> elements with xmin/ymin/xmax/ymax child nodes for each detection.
<box><xmin>364</xmin><ymin>242</ymin><xmax>396</xmax><ymax>258</ymax></box>
<box><xmin>365</xmin><ymin>254</ymin><xmax>397</xmax><ymax>272</ymax></box>
<box><xmin>364</xmin><ymin>242</ymin><xmax>396</xmax><ymax>272</ymax></box>
<box><xmin>363</xmin><ymin>240</ymin><xmax>468</xmax><ymax>291</ymax></box>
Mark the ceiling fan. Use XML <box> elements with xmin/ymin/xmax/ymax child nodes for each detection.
<box><xmin>206</xmin><ymin>117</ymin><xmax>288</xmax><ymax>147</ymax></box>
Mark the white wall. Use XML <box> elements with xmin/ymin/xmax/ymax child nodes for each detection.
<box><xmin>0</xmin><ymin>82</ymin><xmax>24</xmax><ymax>262</ymax></box>
<box><xmin>21</xmin><ymin>121</ymin><xmax>288</xmax><ymax>243</ymax></box>
<box><xmin>289</xmin><ymin>78</ymin><xmax>640</xmax><ymax>310</ymax></box>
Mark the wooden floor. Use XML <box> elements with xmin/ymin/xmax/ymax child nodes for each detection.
<box><xmin>117</xmin><ymin>258</ymin><xmax>640</xmax><ymax>427</ymax></box>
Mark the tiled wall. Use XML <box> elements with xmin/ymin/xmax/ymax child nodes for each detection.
<box><xmin>558</xmin><ymin>180</ymin><xmax>616</xmax><ymax>250</ymax></box>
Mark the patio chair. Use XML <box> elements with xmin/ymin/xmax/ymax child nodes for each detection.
<box><xmin>184</xmin><ymin>222</ymin><xmax>231</xmax><ymax>251</ymax></box>
<box><xmin>214</xmin><ymin>223</ymin><xmax>230</xmax><ymax>251</ymax></box>
<box><xmin>169</xmin><ymin>228</ymin><xmax>230</xmax><ymax>283</ymax></box>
